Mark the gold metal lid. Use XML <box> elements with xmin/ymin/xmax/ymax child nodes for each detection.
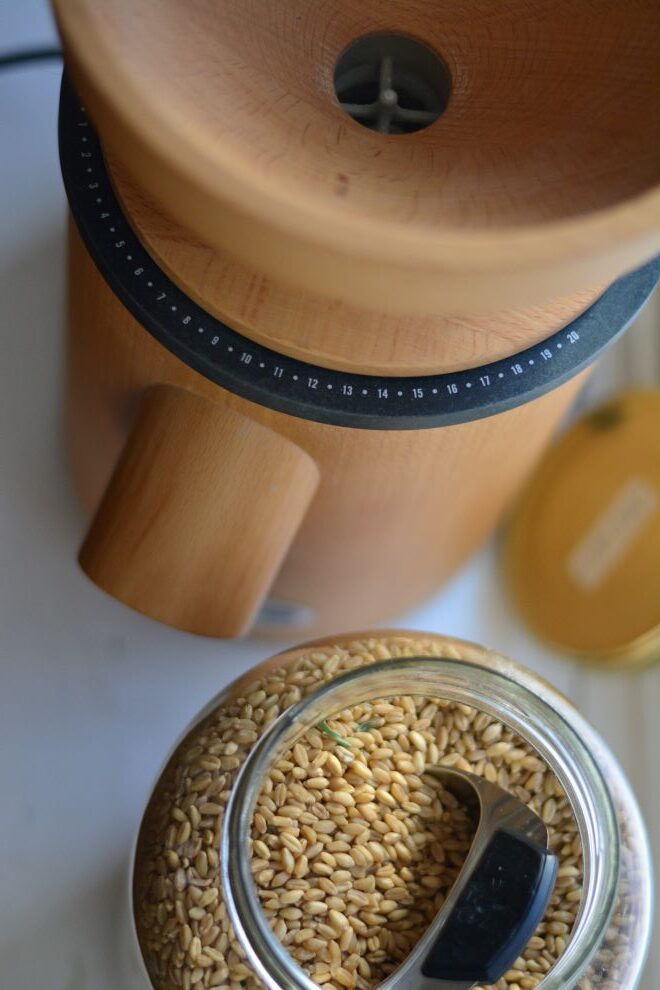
<box><xmin>504</xmin><ymin>389</ymin><xmax>660</xmax><ymax>667</ymax></box>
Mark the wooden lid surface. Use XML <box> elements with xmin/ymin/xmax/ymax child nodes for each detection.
<box><xmin>53</xmin><ymin>1</ymin><xmax>660</xmax><ymax>312</ymax></box>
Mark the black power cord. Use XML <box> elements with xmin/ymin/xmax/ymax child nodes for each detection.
<box><xmin>0</xmin><ymin>46</ymin><xmax>62</xmax><ymax>71</ymax></box>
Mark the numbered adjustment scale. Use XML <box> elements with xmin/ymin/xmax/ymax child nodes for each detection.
<box><xmin>53</xmin><ymin>1</ymin><xmax>660</xmax><ymax>638</ymax></box>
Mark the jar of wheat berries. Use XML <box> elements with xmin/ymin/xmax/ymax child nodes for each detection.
<box><xmin>127</xmin><ymin>632</ymin><xmax>652</xmax><ymax>990</ymax></box>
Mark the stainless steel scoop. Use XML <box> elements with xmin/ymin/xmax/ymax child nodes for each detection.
<box><xmin>375</xmin><ymin>766</ymin><xmax>557</xmax><ymax>990</ymax></box>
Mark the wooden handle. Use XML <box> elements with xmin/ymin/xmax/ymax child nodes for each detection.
<box><xmin>78</xmin><ymin>385</ymin><xmax>319</xmax><ymax>637</ymax></box>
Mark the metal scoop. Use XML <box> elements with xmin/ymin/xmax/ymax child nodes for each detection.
<box><xmin>376</xmin><ymin>766</ymin><xmax>558</xmax><ymax>990</ymax></box>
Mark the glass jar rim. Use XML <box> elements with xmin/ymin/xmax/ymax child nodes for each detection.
<box><xmin>222</xmin><ymin>655</ymin><xmax>624</xmax><ymax>990</ymax></box>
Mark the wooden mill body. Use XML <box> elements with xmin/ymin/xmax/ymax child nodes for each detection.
<box><xmin>55</xmin><ymin>0</ymin><xmax>660</xmax><ymax>638</ymax></box>
<box><xmin>67</xmin><ymin>215</ymin><xmax>590</xmax><ymax>639</ymax></box>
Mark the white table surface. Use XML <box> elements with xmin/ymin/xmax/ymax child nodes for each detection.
<box><xmin>1</xmin><ymin>4</ymin><xmax>658</xmax><ymax>988</ymax></box>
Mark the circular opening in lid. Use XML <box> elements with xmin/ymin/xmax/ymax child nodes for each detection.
<box><xmin>334</xmin><ymin>33</ymin><xmax>451</xmax><ymax>134</ymax></box>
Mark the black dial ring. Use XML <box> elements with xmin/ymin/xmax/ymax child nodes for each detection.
<box><xmin>59</xmin><ymin>74</ymin><xmax>660</xmax><ymax>431</ymax></box>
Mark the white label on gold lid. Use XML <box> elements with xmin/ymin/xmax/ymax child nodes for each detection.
<box><xmin>567</xmin><ymin>477</ymin><xmax>658</xmax><ymax>591</ymax></box>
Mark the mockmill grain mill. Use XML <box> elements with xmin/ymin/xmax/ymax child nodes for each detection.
<box><xmin>52</xmin><ymin>1</ymin><xmax>660</xmax><ymax>637</ymax></box>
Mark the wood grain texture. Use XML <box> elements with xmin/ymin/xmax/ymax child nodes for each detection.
<box><xmin>78</xmin><ymin>385</ymin><xmax>319</xmax><ymax>637</ymax></box>
<box><xmin>109</xmin><ymin>154</ymin><xmax>604</xmax><ymax>376</ymax></box>
<box><xmin>67</xmin><ymin>224</ymin><xmax>588</xmax><ymax>637</ymax></box>
<box><xmin>52</xmin><ymin>0</ymin><xmax>660</xmax><ymax>312</ymax></box>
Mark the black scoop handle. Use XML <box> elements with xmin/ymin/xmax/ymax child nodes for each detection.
<box><xmin>421</xmin><ymin>829</ymin><xmax>558</xmax><ymax>986</ymax></box>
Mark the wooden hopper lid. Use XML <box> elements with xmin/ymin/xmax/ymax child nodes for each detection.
<box><xmin>52</xmin><ymin>0</ymin><xmax>660</xmax><ymax>313</ymax></box>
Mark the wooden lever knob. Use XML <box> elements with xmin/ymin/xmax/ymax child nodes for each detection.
<box><xmin>78</xmin><ymin>385</ymin><xmax>319</xmax><ymax>637</ymax></box>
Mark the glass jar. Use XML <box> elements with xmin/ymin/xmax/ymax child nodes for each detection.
<box><xmin>127</xmin><ymin>632</ymin><xmax>652</xmax><ymax>990</ymax></box>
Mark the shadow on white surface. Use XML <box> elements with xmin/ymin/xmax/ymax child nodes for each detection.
<box><xmin>0</xmin><ymin>855</ymin><xmax>128</xmax><ymax>989</ymax></box>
